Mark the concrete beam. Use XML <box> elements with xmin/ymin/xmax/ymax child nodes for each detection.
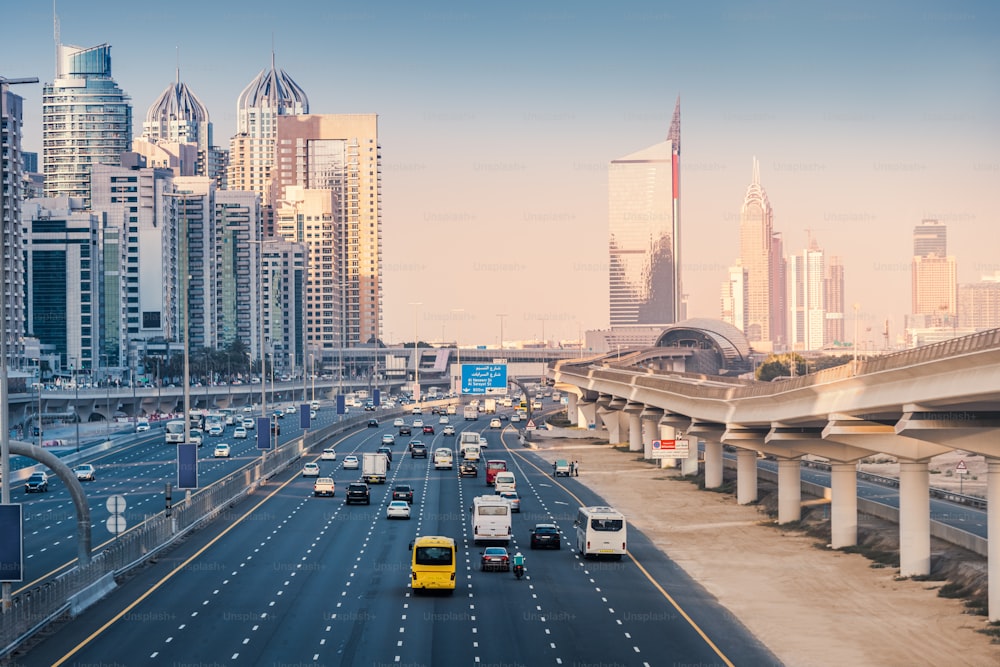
<box><xmin>823</xmin><ymin>415</ymin><xmax>950</xmax><ymax>460</ymax></box>
<box><xmin>895</xmin><ymin>408</ymin><xmax>1000</xmax><ymax>458</ymax></box>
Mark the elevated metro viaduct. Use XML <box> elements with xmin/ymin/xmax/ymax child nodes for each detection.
<box><xmin>548</xmin><ymin>328</ymin><xmax>1000</xmax><ymax>621</ymax></box>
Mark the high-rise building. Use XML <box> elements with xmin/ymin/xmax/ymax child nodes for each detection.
<box><xmin>824</xmin><ymin>256</ymin><xmax>845</xmax><ymax>344</ymax></box>
<box><xmin>770</xmin><ymin>232</ymin><xmax>787</xmax><ymax>347</ymax></box>
<box><xmin>608</xmin><ymin>98</ymin><xmax>682</xmax><ymax>328</ymax></box>
<box><xmin>721</xmin><ymin>264</ymin><xmax>746</xmax><ymax>331</ymax></box>
<box><xmin>958</xmin><ymin>273</ymin><xmax>1000</xmax><ymax>330</ymax></box>
<box><xmin>259</xmin><ymin>238</ymin><xmax>307</xmax><ymax>375</ymax></box>
<box><xmin>788</xmin><ymin>240</ymin><xmax>825</xmax><ymax>351</ymax></box>
<box><xmin>138</xmin><ymin>69</ymin><xmax>227</xmax><ymax>186</ymax></box>
<box><xmin>215</xmin><ymin>190</ymin><xmax>261</xmax><ymax>352</ymax></box>
<box><xmin>738</xmin><ymin>158</ymin><xmax>775</xmax><ymax>345</ymax></box>
<box><xmin>227</xmin><ymin>53</ymin><xmax>308</xmax><ymax>234</ymax></box>
<box><xmin>2</xmin><ymin>89</ymin><xmax>28</xmax><ymax>368</ymax></box>
<box><xmin>273</xmin><ymin>114</ymin><xmax>383</xmax><ymax>352</ymax></box>
<box><xmin>911</xmin><ymin>219</ymin><xmax>957</xmax><ymax>326</ymax></box>
<box><xmin>42</xmin><ymin>43</ymin><xmax>132</xmax><ymax>206</ymax></box>
<box><xmin>23</xmin><ymin>197</ymin><xmax>103</xmax><ymax>370</ymax></box>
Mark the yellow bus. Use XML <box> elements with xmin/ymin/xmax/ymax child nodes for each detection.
<box><xmin>409</xmin><ymin>535</ymin><xmax>456</xmax><ymax>594</ymax></box>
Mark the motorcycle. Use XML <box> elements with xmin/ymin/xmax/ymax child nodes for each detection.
<box><xmin>513</xmin><ymin>563</ymin><xmax>524</xmax><ymax>580</ymax></box>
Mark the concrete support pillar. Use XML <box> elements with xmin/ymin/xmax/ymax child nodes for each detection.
<box><xmin>704</xmin><ymin>440</ymin><xmax>723</xmax><ymax>489</ymax></box>
<box><xmin>658</xmin><ymin>424</ymin><xmax>677</xmax><ymax>469</ymax></box>
<box><xmin>641</xmin><ymin>418</ymin><xmax>658</xmax><ymax>459</ymax></box>
<box><xmin>618</xmin><ymin>411</ymin><xmax>630</xmax><ymax>445</ymax></box>
<box><xmin>987</xmin><ymin>457</ymin><xmax>1000</xmax><ymax>622</ymax></box>
<box><xmin>578</xmin><ymin>401</ymin><xmax>597</xmax><ymax>431</ymax></box>
<box><xmin>899</xmin><ymin>460</ymin><xmax>931</xmax><ymax>577</ymax></box>
<box><xmin>628</xmin><ymin>412</ymin><xmax>642</xmax><ymax>452</ymax></box>
<box><xmin>680</xmin><ymin>437</ymin><xmax>700</xmax><ymax>476</ymax></box>
<box><xmin>735</xmin><ymin>449</ymin><xmax>758</xmax><ymax>504</ymax></box>
<box><xmin>599</xmin><ymin>408</ymin><xmax>620</xmax><ymax>444</ymax></box>
<box><xmin>830</xmin><ymin>463</ymin><xmax>858</xmax><ymax>548</ymax></box>
<box><xmin>776</xmin><ymin>458</ymin><xmax>802</xmax><ymax>524</ymax></box>
<box><xmin>566</xmin><ymin>393</ymin><xmax>579</xmax><ymax>425</ymax></box>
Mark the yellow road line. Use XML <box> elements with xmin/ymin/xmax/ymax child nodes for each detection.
<box><xmin>51</xmin><ymin>429</ymin><xmax>357</xmax><ymax>666</ymax></box>
<box><xmin>501</xmin><ymin>431</ymin><xmax>735</xmax><ymax>667</ymax></box>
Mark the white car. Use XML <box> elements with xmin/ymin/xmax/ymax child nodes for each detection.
<box><xmin>442</xmin><ymin>425</ymin><xmax>456</xmax><ymax>436</ymax></box>
<box><xmin>510</xmin><ymin>414</ymin><xmax>521</xmax><ymax>423</ymax></box>
<box><xmin>243</xmin><ymin>418</ymin><xmax>256</xmax><ymax>429</ymax></box>
<box><xmin>393</xmin><ymin>418</ymin><xmax>405</xmax><ymax>428</ymax></box>
<box><xmin>135</xmin><ymin>420</ymin><xmax>150</xmax><ymax>432</ymax></box>
<box><xmin>413</xmin><ymin>419</ymin><xmax>424</xmax><ymax>428</ymax></box>
<box><xmin>321</xmin><ymin>447</ymin><xmax>337</xmax><ymax>461</ymax></box>
<box><xmin>285</xmin><ymin>405</ymin><xmax>297</xmax><ymax>414</ymax></box>
<box><xmin>343</xmin><ymin>455</ymin><xmax>360</xmax><ymax>470</ymax></box>
<box><xmin>438</xmin><ymin>415</ymin><xmax>449</xmax><ymax>424</ymax></box>
<box><xmin>233</xmin><ymin>426</ymin><xmax>248</xmax><ymax>439</ymax></box>
<box><xmin>213</xmin><ymin>443</ymin><xmax>231</xmax><ymax>458</ymax></box>
<box><xmin>386</xmin><ymin>500</ymin><xmax>411</xmax><ymax>520</ymax></box>
<box><xmin>207</xmin><ymin>424</ymin><xmax>224</xmax><ymax>437</ymax></box>
<box><xmin>189</xmin><ymin>430</ymin><xmax>204</xmax><ymax>446</ymax></box>
<box><xmin>490</xmin><ymin>418</ymin><xmax>502</xmax><ymax>429</ymax></box>
<box><xmin>302</xmin><ymin>462</ymin><xmax>320</xmax><ymax>477</ymax></box>
<box><xmin>73</xmin><ymin>464</ymin><xmax>96</xmax><ymax>481</ymax></box>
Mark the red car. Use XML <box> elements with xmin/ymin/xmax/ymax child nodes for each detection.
<box><xmin>422</xmin><ymin>425</ymin><xmax>435</xmax><ymax>434</ymax></box>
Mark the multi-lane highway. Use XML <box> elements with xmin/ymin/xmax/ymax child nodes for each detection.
<box><xmin>11</xmin><ymin>406</ymin><xmax>340</xmax><ymax>591</ymax></box>
<box><xmin>20</xmin><ymin>408</ymin><xmax>778</xmax><ymax>666</ymax></box>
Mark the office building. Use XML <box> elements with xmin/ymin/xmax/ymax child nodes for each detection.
<box><xmin>958</xmin><ymin>273</ymin><xmax>1000</xmax><ymax>330</ymax></box>
<box><xmin>721</xmin><ymin>264</ymin><xmax>747</xmax><ymax>331</ymax></box>
<box><xmin>608</xmin><ymin>98</ymin><xmax>682</xmax><ymax>328</ymax></box>
<box><xmin>227</xmin><ymin>53</ymin><xmax>308</xmax><ymax>234</ymax></box>
<box><xmin>23</xmin><ymin>197</ymin><xmax>103</xmax><ymax>370</ymax></box>
<box><xmin>738</xmin><ymin>158</ymin><xmax>775</xmax><ymax>346</ymax></box>
<box><xmin>273</xmin><ymin>114</ymin><xmax>383</xmax><ymax>352</ymax></box>
<box><xmin>258</xmin><ymin>238</ymin><xmax>308</xmax><ymax>375</ymax></box>
<box><xmin>2</xmin><ymin>89</ymin><xmax>28</xmax><ymax>368</ymax></box>
<box><xmin>910</xmin><ymin>219</ymin><xmax>956</xmax><ymax>326</ymax></box>
<box><xmin>42</xmin><ymin>42</ymin><xmax>132</xmax><ymax>205</ymax></box>
<box><xmin>215</xmin><ymin>190</ymin><xmax>261</xmax><ymax>352</ymax></box>
<box><xmin>788</xmin><ymin>241</ymin><xmax>825</xmax><ymax>351</ymax></box>
<box><xmin>824</xmin><ymin>256</ymin><xmax>846</xmax><ymax>344</ymax></box>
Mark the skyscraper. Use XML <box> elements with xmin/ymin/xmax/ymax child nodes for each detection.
<box><xmin>608</xmin><ymin>97</ymin><xmax>682</xmax><ymax>328</ymax></box>
<box><xmin>788</xmin><ymin>239</ymin><xmax>825</xmax><ymax>351</ymax></box>
<box><xmin>958</xmin><ymin>273</ymin><xmax>1000</xmax><ymax>330</ymax></box>
<box><xmin>738</xmin><ymin>158</ymin><xmax>775</xmax><ymax>345</ymax></box>
<box><xmin>824</xmin><ymin>256</ymin><xmax>845</xmax><ymax>344</ymax></box>
<box><xmin>227</xmin><ymin>53</ymin><xmax>308</xmax><ymax>233</ymax></box>
<box><xmin>1</xmin><ymin>89</ymin><xmax>28</xmax><ymax>368</ymax></box>
<box><xmin>42</xmin><ymin>42</ymin><xmax>132</xmax><ymax>205</ymax></box>
<box><xmin>911</xmin><ymin>219</ymin><xmax>957</xmax><ymax>326</ymax></box>
<box><xmin>274</xmin><ymin>113</ymin><xmax>383</xmax><ymax>352</ymax></box>
<box><xmin>137</xmin><ymin>69</ymin><xmax>227</xmax><ymax>185</ymax></box>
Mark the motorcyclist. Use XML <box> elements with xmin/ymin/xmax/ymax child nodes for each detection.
<box><xmin>512</xmin><ymin>551</ymin><xmax>525</xmax><ymax>577</ymax></box>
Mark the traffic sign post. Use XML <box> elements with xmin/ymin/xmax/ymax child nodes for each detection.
<box><xmin>651</xmin><ymin>438</ymin><xmax>689</xmax><ymax>459</ymax></box>
<box><xmin>460</xmin><ymin>364</ymin><xmax>508</xmax><ymax>395</ymax></box>
<box><xmin>956</xmin><ymin>460</ymin><xmax>968</xmax><ymax>494</ymax></box>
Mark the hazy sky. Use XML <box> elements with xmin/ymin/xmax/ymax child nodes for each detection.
<box><xmin>4</xmin><ymin>1</ymin><xmax>998</xmax><ymax>348</ymax></box>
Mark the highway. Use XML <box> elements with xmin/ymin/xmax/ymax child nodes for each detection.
<box><xmin>20</xmin><ymin>409</ymin><xmax>777</xmax><ymax>666</ymax></box>
<box><xmin>10</xmin><ymin>406</ymin><xmax>340</xmax><ymax>591</ymax></box>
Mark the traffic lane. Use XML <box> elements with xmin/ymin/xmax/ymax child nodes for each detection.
<box><xmin>512</xmin><ymin>447</ymin><xmax>779</xmax><ymax>665</ymax></box>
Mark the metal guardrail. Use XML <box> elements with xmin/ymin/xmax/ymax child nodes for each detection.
<box><xmin>0</xmin><ymin>408</ymin><xmax>406</xmax><ymax>657</ymax></box>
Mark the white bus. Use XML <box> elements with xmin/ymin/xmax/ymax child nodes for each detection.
<box><xmin>574</xmin><ymin>506</ymin><xmax>627</xmax><ymax>560</ymax></box>
<box><xmin>472</xmin><ymin>495</ymin><xmax>512</xmax><ymax>545</ymax></box>
<box><xmin>165</xmin><ymin>420</ymin><xmax>186</xmax><ymax>444</ymax></box>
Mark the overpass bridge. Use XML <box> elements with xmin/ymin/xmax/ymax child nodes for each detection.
<box><xmin>548</xmin><ymin>328</ymin><xmax>1000</xmax><ymax>621</ymax></box>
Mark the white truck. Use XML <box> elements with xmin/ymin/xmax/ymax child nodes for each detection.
<box><xmin>483</xmin><ymin>398</ymin><xmax>497</xmax><ymax>414</ymax></box>
<box><xmin>362</xmin><ymin>452</ymin><xmax>388</xmax><ymax>484</ymax></box>
<box><xmin>472</xmin><ymin>494</ymin><xmax>512</xmax><ymax>545</ymax></box>
<box><xmin>463</xmin><ymin>406</ymin><xmax>479</xmax><ymax>421</ymax></box>
<box><xmin>459</xmin><ymin>432</ymin><xmax>482</xmax><ymax>461</ymax></box>
<box><xmin>312</xmin><ymin>477</ymin><xmax>336</xmax><ymax>497</ymax></box>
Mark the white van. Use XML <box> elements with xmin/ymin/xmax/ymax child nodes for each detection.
<box><xmin>493</xmin><ymin>471</ymin><xmax>516</xmax><ymax>493</ymax></box>
<box><xmin>434</xmin><ymin>447</ymin><xmax>454</xmax><ymax>470</ymax></box>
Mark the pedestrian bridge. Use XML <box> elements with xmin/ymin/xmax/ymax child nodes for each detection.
<box><xmin>548</xmin><ymin>328</ymin><xmax>1000</xmax><ymax>620</ymax></box>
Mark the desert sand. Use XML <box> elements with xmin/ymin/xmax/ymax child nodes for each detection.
<box><xmin>529</xmin><ymin>438</ymin><xmax>999</xmax><ymax>667</ymax></box>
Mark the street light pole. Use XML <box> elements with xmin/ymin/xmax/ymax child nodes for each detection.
<box><xmin>410</xmin><ymin>302</ymin><xmax>422</xmax><ymax>404</ymax></box>
<box><xmin>497</xmin><ymin>313</ymin><xmax>507</xmax><ymax>351</ymax></box>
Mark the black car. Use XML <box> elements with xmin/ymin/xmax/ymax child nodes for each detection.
<box><xmin>25</xmin><ymin>472</ymin><xmax>49</xmax><ymax>493</ymax></box>
<box><xmin>367</xmin><ymin>418</ymin><xmax>379</xmax><ymax>428</ymax></box>
<box><xmin>411</xmin><ymin>444</ymin><xmax>428</xmax><ymax>458</ymax></box>
<box><xmin>392</xmin><ymin>484</ymin><xmax>414</xmax><ymax>504</ymax></box>
<box><xmin>345</xmin><ymin>482</ymin><xmax>371</xmax><ymax>505</ymax></box>
<box><xmin>530</xmin><ymin>523</ymin><xmax>561</xmax><ymax>549</ymax></box>
<box><xmin>399</xmin><ymin>425</ymin><xmax>412</xmax><ymax>436</ymax></box>
<box><xmin>459</xmin><ymin>462</ymin><xmax>478</xmax><ymax>478</ymax></box>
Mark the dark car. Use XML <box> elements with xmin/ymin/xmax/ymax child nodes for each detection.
<box><xmin>25</xmin><ymin>472</ymin><xmax>49</xmax><ymax>493</ymax></box>
<box><xmin>399</xmin><ymin>424</ymin><xmax>412</xmax><ymax>436</ymax></box>
<box><xmin>459</xmin><ymin>461</ymin><xmax>478</xmax><ymax>478</ymax></box>
<box><xmin>422</xmin><ymin>425</ymin><xmax>435</xmax><ymax>434</ymax></box>
<box><xmin>411</xmin><ymin>443</ymin><xmax>428</xmax><ymax>458</ymax></box>
<box><xmin>271</xmin><ymin>420</ymin><xmax>281</xmax><ymax>436</ymax></box>
<box><xmin>480</xmin><ymin>547</ymin><xmax>510</xmax><ymax>572</ymax></box>
<box><xmin>392</xmin><ymin>484</ymin><xmax>414</xmax><ymax>504</ymax></box>
<box><xmin>367</xmin><ymin>418</ymin><xmax>379</xmax><ymax>428</ymax></box>
<box><xmin>345</xmin><ymin>482</ymin><xmax>371</xmax><ymax>505</ymax></box>
<box><xmin>530</xmin><ymin>523</ymin><xmax>561</xmax><ymax>549</ymax></box>
<box><xmin>377</xmin><ymin>446</ymin><xmax>393</xmax><ymax>463</ymax></box>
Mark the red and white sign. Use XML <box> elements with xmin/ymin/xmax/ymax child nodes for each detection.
<box><xmin>525</xmin><ymin>419</ymin><xmax>537</xmax><ymax>431</ymax></box>
<box><xmin>955</xmin><ymin>460</ymin><xmax>969</xmax><ymax>475</ymax></box>
<box><xmin>652</xmin><ymin>438</ymin><xmax>689</xmax><ymax>459</ymax></box>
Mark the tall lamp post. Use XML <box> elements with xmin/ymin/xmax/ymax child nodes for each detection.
<box><xmin>496</xmin><ymin>313</ymin><xmax>507</xmax><ymax>352</ymax></box>
<box><xmin>1</xmin><ymin>72</ymin><xmax>39</xmax><ymax>612</ymax></box>
<box><xmin>71</xmin><ymin>360</ymin><xmax>80</xmax><ymax>453</ymax></box>
<box><xmin>410</xmin><ymin>302</ymin><xmax>422</xmax><ymax>404</ymax></box>
<box><xmin>163</xmin><ymin>191</ymin><xmax>194</xmax><ymax>444</ymax></box>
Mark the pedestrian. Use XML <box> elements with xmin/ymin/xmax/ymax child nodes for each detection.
<box><xmin>574</xmin><ymin>460</ymin><xmax>580</xmax><ymax>476</ymax></box>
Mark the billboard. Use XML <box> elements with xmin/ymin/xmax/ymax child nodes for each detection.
<box><xmin>461</xmin><ymin>364</ymin><xmax>508</xmax><ymax>395</ymax></box>
<box><xmin>651</xmin><ymin>438</ymin><xmax>690</xmax><ymax>459</ymax></box>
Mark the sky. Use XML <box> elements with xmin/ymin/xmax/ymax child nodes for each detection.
<box><xmin>4</xmin><ymin>0</ymin><xmax>999</xmax><ymax>349</ymax></box>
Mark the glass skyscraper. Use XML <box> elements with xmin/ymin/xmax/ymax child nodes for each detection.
<box><xmin>608</xmin><ymin>98</ymin><xmax>682</xmax><ymax>328</ymax></box>
<box><xmin>42</xmin><ymin>43</ymin><xmax>132</xmax><ymax>206</ymax></box>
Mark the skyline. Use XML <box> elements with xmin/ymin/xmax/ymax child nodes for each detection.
<box><xmin>4</xmin><ymin>1</ymin><xmax>998</xmax><ymax>348</ymax></box>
